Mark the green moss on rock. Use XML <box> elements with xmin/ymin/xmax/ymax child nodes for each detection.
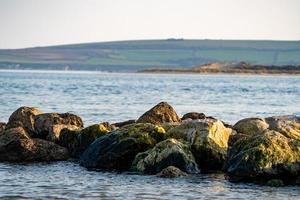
<box><xmin>131</xmin><ymin>138</ymin><xmax>199</xmax><ymax>174</ymax></box>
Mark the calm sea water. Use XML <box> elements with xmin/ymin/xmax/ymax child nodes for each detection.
<box><xmin>0</xmin><ymin>70</ymin><xmax>300</xmax><ymax>199</ymax></box>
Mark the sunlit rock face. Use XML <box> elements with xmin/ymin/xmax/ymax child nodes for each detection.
<box><xmin>166</xmin><ymin>118</ymin><xmax>233</xmax><ymax>171</ymax></box>
<box><xmin>131</xmin><ymin>138</ymin><xmax>199</xmax><ymax>174</ymax></box>
<box><xmin>136</xmin><ymin>102</ymin><xmax>181</xmax><ymax>125</ymax></box>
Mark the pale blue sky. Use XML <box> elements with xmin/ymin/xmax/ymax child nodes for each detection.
<box><xmin>0</xmin><ymin>0</ymin><xmax>300</xmax><ymax>49</ymax></box>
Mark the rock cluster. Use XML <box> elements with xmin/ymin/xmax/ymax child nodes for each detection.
<box><xmin>0</xmin><ymin>102</ymin><xmax>299</xmax><ymax>186</ymax></box>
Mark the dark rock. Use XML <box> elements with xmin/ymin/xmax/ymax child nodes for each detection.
<box><xmin>166</xmin><ymin>119</ymin><xmax>233</xmax><ymax>171</ymax></box>
<box><xmin>0</xmin><ymin>122</ymin><xmax>6</xmax><ymax>135</ymax></box>
<box><xmin>156</xmin><ymin>166</ymin><xmax>188</xmax><ymax>178</ymax></box>
<box><xmin>131</xmin><ymin>138</ymin><xmax>199</xmax><ymax>174</ymax></box>
<box><xmin>34</xmin><ymin>113</ymin><xmax>84</xmax><ymax>142</ymax></box>
<box><xmin>266</xmin><ymin>179</ymin><xmax>284</xmax><ymax>187</ymax></box>
<box><xmin>136</xmin><ymin>102</ymin><xmax>181</xmax><ymax>125</ymax></box>
<box><xmin>80</xmin><ymin>123</ymin><xmax>166</xmax><ymax>170</ymax></box>
<box><xmin>59</xmin><ymin>123</ymin><xmax>114</xmax><ymax>157</ymax></box>
<box><xmin>0</xmin><ymin>127</ymin><xmax>69</xmax><ymax>162</ymax></box>
<box><xmin>181</xmin><ymin>112</ymin><xmax>206</xmax><ymax>120</ymax></box>
<box><xmin>5</xmin><ymin>106</ymin><xmax>43</xmax><ymax>136</ymax></box>
<box><xmin>113</xmin><ymin>120</ymin><xmax>136</xmax><ymax>128</ymax></box>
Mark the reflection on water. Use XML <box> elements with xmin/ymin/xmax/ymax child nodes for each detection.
<box><xmin>0</xmin><ymin>162</ymin><xmax>299</xmax><ymax>200</ymax></box>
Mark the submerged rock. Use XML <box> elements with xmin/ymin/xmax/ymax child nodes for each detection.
<box><xmin>0</xmin><ymin>127</ymin><xmax>69</xmax><ymax>162</ymax></box>
<box><xmin>131</xmin><ymin>138</ymin><xmax>199</xmax><ymax>174</ymax></box>
<box><xmin>80</xmin><ymin>123</ymin><xmax>166</xmax><ymax>170</ymax></box>
<box><xmin>136</xmin><ymin>102</ymin><xmax>181</xmax><ymax>125</ymax></box>
<box><xmin>266</xmin><ymin>179</ymin><xmax>284</xmax><ymax>187</ymax></box>
<box><xmin>166</xmin><ymin>119</ymin><xmax>232</xmax><ymax>171</ymax></box>
<box><xmin>156</xmin><ymin>166</ymin><xmax>188</xmax><ymax>178</ymax></box>
<box><xmin>34</xmin><ymin>113</ymin><xmax>84</xmax><ymax>142</ymax></box>
<box><xmin>226</xmin><ymin>129</ymin><xmax>300</xmax><ymax>183</ymax></box>
<box><xmin>59</xmin><ymin>123</ymin><xmax>114</xmax><ymax>157</ymax></box>
<box><xmin>5</xmin><ymin>106</ymin><xmax>43</xmax><ymax>136</ymax></box>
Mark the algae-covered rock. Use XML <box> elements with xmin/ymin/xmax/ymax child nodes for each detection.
<box><xmin>233</xmin><ymin>118</ymin><xmax>269</xmax><ymax>136</ymax></box>
<box><xmin>137</xmin><ymin>102</ymin><xmax>181</xmax><ymax>125</ymax></box>
<box><xmin>0</xmin><ymin>127</ymin><xmax>69</xmax><ymax>162</ymax></box>
<box><xmin>5</xmin><ymin>106</ymin><xmax>43</xmax><ymax>136</ymax></box>
<box><xmin>157</xmin><ymin>166</ymin><xmax>188</xmax><ymax>178</ymax></box>
<box><xmin>59</xmin><ymin>122</ymin><xmax>114</xmax><ymax>157</ymax></box>
<box><xmin>80</xmin><ymin>123</ymin><xmax>166</xmax><ymax>170</ymax></box>
<box><xmin>265</xmin><ymin>115</ymin><xmax>300</xmax><ymax>140</ymax></box>
<box><xmin>226</xmin><ymin>129</ymin><xmax>300</xmax><ymax>183</ymax></box>
<box><xmin>34</xmin><ymin>113</ymin><xmax>84</xmax><ymax>142</ymax></box>
<box><xmin>131</xmin><ymin>138</ymin><xmax>199</xmax><ymax>174</ymax></box>
<box><xmin>166</xmin><ymin>119</ymin><xmax>232</xmax><ymax>170</ymax></box>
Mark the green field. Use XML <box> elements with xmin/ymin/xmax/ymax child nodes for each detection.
<box><xmin>0</xmin><ymin>39</ymin><xmax>299</xmax><ymax>71</ymax></box>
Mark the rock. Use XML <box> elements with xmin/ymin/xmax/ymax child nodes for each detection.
<box><xmin>228</xmin><ymin>133</ymin><xmax>248</xmax><ymax>148</ymax></box>
<box><xmin>0</xmin><ymin>127</ymin><xmax>69</xmax><ymax>162</ymax></box>
<box><xmin>226</xmin><ymin>129</ymin><xmax>300</xmax><ymax>183</ymax></box>
<box><xmin>34</xmin><ymin>113</ymin><xmax>84</xmax><ymax>142</ymax></box>
<box><xmin>59</xmin><ymin>123</ymin><xmax>114</xmax><ymax>157</ymax></box>
<box><xmin>182</xmin><ymin>112</ymin><xmax>206</xmax><ymax>120</ymax></box>
<box><xmin>131</xmin><ymin>138</ymin><xmax>199</xmax><ymax>174</ymax></box>
<box><xmin>113</xmin><ymin>120</ymin><xmax>136</xmax><ymax>128</ymax></box>
<box><xmin>0</xmin><ymin>122</ymin><xmax>6</xmax><ymax>135</ymax></box>
<box><xmin>156</xmin><ymin>166</ymin><xmax>188</xmax><ymax>178</ymax></box>
<box><xmin>166</xmin><ymin>119</ymin><xmax>233</xmax><ymax>171</ymax></box>
<box><xmin>80</xmin><ymin>123</ymin><xmax>166</xmax><ymax>170</ymax></box>
<box><xmin>266</xmin><ymin>179</ymin><xmax>284</xmax><ymax>187</ymax></box>
<box><xmin>136</xmin><ymin>102</ymin><xmax>181</xmax><ymax>125</ymax></box>
<box><xmin>265</xmin><ymin>115</ymin><xmax>300</xmax><ymax>140</ymax></box>
<box><xmin>5</xmin><ymin>106</ymin><xmax>43</xmax><ymax>135</ymax></box>
<box><xmin>233</xmin><ymin>117</ymin><xmax>269</xmax><ymax>136</ymax></box>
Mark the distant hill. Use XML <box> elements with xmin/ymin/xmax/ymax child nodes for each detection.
<box><xmin>0</xmin><ymin>39</ymin><xmax>300</xmax><ymax>72</ymax></box>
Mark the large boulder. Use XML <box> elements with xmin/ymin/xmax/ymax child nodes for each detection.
<box><xmin>131</xmin><ymin>138</ymin><xmax>199</xmax><ymax>174</ymax></box>
<box><xmin>157</xmin><ymin>166</ymin><xmax>188</xmax><ymax>178</ymax></box>
<box><xmin>136</xmin><ymin>102</ymin><xmax>181</xmax><ymax>125</ymax></box>
<box><xmin>0</xmin><ymin>127</ymin><xmax>69</xmax><ymax>162</ymax></box>
<box><xmin>226</xmin><ymin>129</ymin><xmax>300</xmax><ymax>183</ymax></box>
<box><xmin>5</xmin><ymin>106</ymin><xmax>43</xmax><ymax>135</ymax></box>
<box><xmin>0</xmin><ymin>123</ymin><xmax>6</xmax><ymax>135</ymax></box>
<box><xmin>166</xmin><ymin>119</ymin><xmax>233</xmax><ymax>171</ymax></box>
<box><xmin>59</xmin><ymin>123</ymin><xmax>115</xmax><ymax>157</ymax></box>
<box><xmin>34</xmin><ymin>113</ymin><xmax>84</xmax><ymax>142</ymax></box>
<box><xmin>233</xmin><ymin>117</ymin><xmax>269</xmax><ymax>136</ymax></box>
<box><xmin>80</xmin><ymin>123</ymin><xmax>166</xmax><ymax>170</ymax></box>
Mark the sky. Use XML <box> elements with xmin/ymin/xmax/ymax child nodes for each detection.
<box><xmin>0</xmin><ymin>0</ymin><xmax>300</xmax><ymax>49</ymax></box>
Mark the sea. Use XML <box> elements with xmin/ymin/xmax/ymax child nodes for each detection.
<box><xmin>0</xmin><ymin>70</ymin><xmax>299</xmax><ymax>199</ymax></box>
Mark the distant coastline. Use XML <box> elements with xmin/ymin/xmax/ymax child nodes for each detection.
<box><xmin>138</xmin><ymin>62</ymin><xmax>300</xmax><ymax>75</ymax></box>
